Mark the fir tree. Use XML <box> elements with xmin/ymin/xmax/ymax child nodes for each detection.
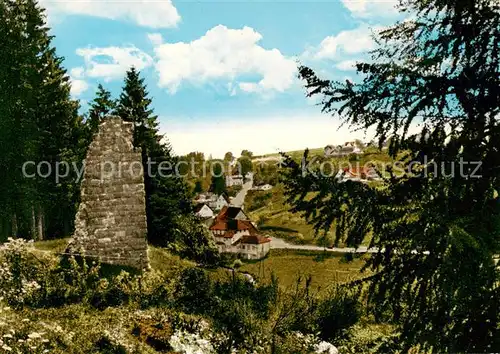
<box><xmin>284</xmin><ymin>0</ymin><xmax>500</xmax><ymax>351</ymax></box>
<box><xmin>209</xmin><ymin>163</ymin><xmax>226</xmax><ymax>196</ymax></box>
<box><xmin>0</xmin><ymin>0</ymin><xmax>83</xmax><ymax>240</ymax></box>
<box><xmin>115</xmin><ymin>67</ymin><xmax>192</xmax><ymax>246</ymax></box>
<box><xmin>85</xmin><ymin>84</ymin><xmax>116</xmax><ymax>143</ymax></box>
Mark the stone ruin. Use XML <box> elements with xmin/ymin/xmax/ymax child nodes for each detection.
<box><xmin>67</xmin><ymin>116</ymin><xmax>150</xmax><ymax>269</ymax></box>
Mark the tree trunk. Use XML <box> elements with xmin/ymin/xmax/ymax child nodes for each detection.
<box><xmin>0</xmin><ymin>216</ymin><xmax>6</xmax><ymax>241</ymax></box>
<box><xmin>31</xmin><ymin>205</ymin><xmax>37</xmax><ymax>240</ymax></box>
<box><xmin>11</xmin><ymin>213</ymin><xmax>18</xmax><ymax>237</ymax></box>
<box><xmin>37</xmin><ymin>205</ymin><xmax>44</xmax><ymax>241</ymax></box>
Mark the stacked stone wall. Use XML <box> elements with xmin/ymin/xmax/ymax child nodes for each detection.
<box><xmin>68</xmin><ymin>116</ymin><xmax>149</xmax><ymax>269</ymax></box>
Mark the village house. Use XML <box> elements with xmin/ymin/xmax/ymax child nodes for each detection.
<box><xmin>194</xmin><ymin>203</ymin><xmax>214</xmax><ymax>219</ymax></box>
<box><xmin>324</xmin><ymin>141</ymin><xmax>363</xmax><ymax>158</ymax></box>
<box><xmin>336</xmin><ymin>166</ymin><xmax>381</xmax><ymax>182</ymax></box>
<box><xmin>209</xmin><ymin>206</ymin><xmax>271</xmax><ymax>260</ymax></box>
<box><xmin>225</xmin><ymin>174</ymin><xmax>244</xmax><ymax>187</ymax></box>
<box><xmin>194</xmin><ymin>193</ymin><xmax>230</xmax><ymax>211</ymax></box>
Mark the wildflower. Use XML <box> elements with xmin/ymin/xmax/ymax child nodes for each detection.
<box><xmin>28</xmin><ymin>332</ymin><xmax>42</xmax><ymax>339</ymax></box>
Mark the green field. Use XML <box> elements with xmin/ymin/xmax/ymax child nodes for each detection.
<box><xmin>240</xmin><ymin>249</ymin><xmax>368</xmax><ymax>290</ymax></box>
<box><xmin>253</xmin><ymin>147</ymin><xmax>325</xmax><ymax>161</ymax></box>
<box><xmin>32</xmin><ymin>240</ymin><xmax>366</xmax><ymax>290</ymax></box>
<box><xmin>245</xmin><ymin>184</ymin><xmax>339</xmax><ymax>246</ymax></box>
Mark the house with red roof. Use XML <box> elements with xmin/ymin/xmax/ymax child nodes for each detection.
<box><xmin>209</xmin><ymin>206</ymin><xmax>271</xmax><ymax>259</ymax></box>
<box><xmin>339</xmin><ymin>166</ymin><xmax>381</xmax><ymax>182</ymax></box>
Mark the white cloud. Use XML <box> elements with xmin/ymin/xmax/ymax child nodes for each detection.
<box><xmin>315</xmin><ymin>24</ymin><xmax>382</xmax><ymax>60</ymax></box>
<box><xmin>147</xmin><ymin>33</ymin><xmax>163</xmax><ymax>46</ymax></box>
<box><xmin>341</xmin><ymin>0</ymin><xmax>399</xmax><ymax>19</ymax></box>
<box><xmin>40</xmin><ymin>0</ymin><xmax>180</xmax><ymax>28</ymax></box>
<box><xmin>153</xmin><ymin>25</ymin><xmax>297</xmax><ymax>95</ymax></box>
<box><xmin>70</xmin><ymin>79</ymin><xmax>89</xmax><ymax>96</ymax></box>
<box><xmin>335</xmin><ymin>59</ymin><xmax>358</xmax><ymax>71</ymax></box>
<box><xmin>75</xmin><ymin>46</ymin><xmax>153</xmax><ymax>82</ymax></box>
<box><xmin>70</xmin><ymin>66</ymin><xmax>85</xmax><ymax>79</ymax></box>
<box><xmin>68</xmin><ymin>66</ymin><xmax>89</xmax><ymax>97</ymax></box>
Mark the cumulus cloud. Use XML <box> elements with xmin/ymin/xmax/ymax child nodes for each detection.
<box><xmin>40</xmin><ymin>0</ymin><xmax>180</xmax><ymax>28</ymax></box>
<box><xmin>153</xmin><ymin>25</ymin><xmax>297</xmax><ymax>95</ymax></box>
<box><xmin>335</xmin><ymin>59</ymin><xmax>358</xmax><ymax>71</ymax></box>
<box><xmin>314</xmin><ymin>24</ymin><xmax>382</xmax><ymax>60</ymax></box>
<box><xmin>340</xmin><ymin>0</ymin><xmax>399</xmax><ymax>19</ymax></box>
<box><xmin>70</xmin><ymin>79</ymin><xmax>89</xmax><ymax>97</ymax></box>
<box><xmin>147</xmin><ymin>33</ymin><xmax>163</xmax><ymax>46</ymax></box>
<box><xmin>75</xmin><ymin>46</ymin><xmax>153</xmax><ymax>82</ymax></box>
<box><xmin>68</xmin><ymin>66</ymin><xmax>89</xmax><ymax>97</ymax></box>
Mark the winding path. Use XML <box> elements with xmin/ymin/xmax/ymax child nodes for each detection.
<box><xmin>230</xmin><ymin>173</ymin><xmax>253</xmax><ymax>208</ymax></box>
<box><xmin>270</xmin><ymin>237</ymin><xmax>378</xmax><ymax>253</ymax></box>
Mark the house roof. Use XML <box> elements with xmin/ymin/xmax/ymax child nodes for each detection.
<box><xmin>194</xmin><ymin>203</ymin><xmax>212</xmax><ymax>213</ymax></box>
<box><xmin>210</xmin><ymin>219</ymin><xmax>255</xmax><ymax>232</ymax></box>
<box><xmin>218</xmin><ymin>194</ymin><xmax>230</xmax><ymax>203</ymax></box>
<box><xmin>209</xmin><ymin>202</ymin><xmax>273</xmax><ymax>245</ymax></box>
<box><xmin>241</xmin><ymin>234</ymin><xmax>271</xmax><ymax>244</ymax></box>
<box><xmin>215</xmin><ymin>206</ymin><xmax>248</xmax><ymax>221</ymax></box>
<box><xmin>343</xmin><ymin>166</ymin><xmax>376</xmax><ymax>177</ymax></box>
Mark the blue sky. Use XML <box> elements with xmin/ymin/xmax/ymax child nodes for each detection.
<box><xmin>41</xmin><ymin>0</ymin><xmax>404</xmax><ymax>157</ymax></box>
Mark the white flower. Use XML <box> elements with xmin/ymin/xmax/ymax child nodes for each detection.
<box><xmin>315</xmin><ymin>341</ymin><xmax>339</xmax><ymax>354</ymax></box>
<box><xmin>28</xmin><ymin>332</ymin><xmax>42</xmax><ymax>339</ymax></box>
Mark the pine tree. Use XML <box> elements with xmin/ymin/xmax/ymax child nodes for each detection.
<box><xmin>0</xmin><ymin>0</ymin><xmax>83</xmax><ymax>240</ymax></box>
<box><xmin>85</xmin><ymin>84</ymin><xmax>116</xmax><ymax>143</ymax></box>
<box><xmin>284</xmin><ymin>0</ymin><xmax>500</xmax><ymax>351</ymax></box>
<box><xmin>209</xmin><ymin>163</ymin><xmax>226</xmax><ymax>196</ymax></box>
<box><xmin>115</xmin><ymin>67</ymin><xmax>192</xmax><ymax>246</ymax></box>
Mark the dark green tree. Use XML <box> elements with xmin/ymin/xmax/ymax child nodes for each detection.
<box><xmin>194</xmin><ymin>180</ymin><xmax>204</xmax><ymax>194</ymax></box>
<box><xmin>0</xmin><ymin>0</ymin><xmax>83</xmax><ymax>241</ymax></box>
<box><xmin>85</xmin><ymin>84</ymin><xmax>116</xmax><ymax>143</ymax></box>
<box><xmin>224</xmin><ymin>151</ymin><xmax>234</xmax><ymax>162</ymax></box>
<box><xmin>237</xmin><ymin>156</ymin><xmax>253</xmax><ymax>178</ymax></box>
<box><xmin>283</xmin><ymin>0</ymin><xmax>500</xmax><ymax>352</ymax></box>
<box><xmin>210</xmin><ymin>162</ymin><xmax>226</xmax><ymax>196</ymax></box>
<box><xmin>115</xmin><ymin>67</ymin><xmax>192</xmax><ymax>246</ymax></box>
<box><xmin>241</xmin><ymin>150</ymin><xmax>253</xmax><ymax>158</ymax></box>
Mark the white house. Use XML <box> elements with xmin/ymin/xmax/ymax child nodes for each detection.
<box><xmin>194</xmin><ymin>204</ymin><xmax>214</xmax><ymax>219</ymax></box>
<box><xmin>324</xmin><ymin>142</ymin><xmax>364</xmax><ymax>158</ymax></box>
<box><xmin>194</xmin><ymin>193</ymin><xmax>229</xmax><ymax>211</ymax></box>
<box><xmin>209</xmin><ymin>206</ymin><xmax>271</xmax><ymax>260</ymax></box>
<box><xmin>214</xmin><ymin>194</ymin><xmax>229</xmax><ymax>210</ymax></box>
<box><xmin>337</xmin><ymin>166</ymin><xmax>381</xmax><ymax>182</ymax></box>
<box><xmin>225</xmin><ymin>174</ymin><xmax>244</xmax><ymax>187</ymax></box>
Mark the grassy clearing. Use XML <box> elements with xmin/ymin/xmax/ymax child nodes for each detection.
<box><xmin>33</xmin><ymin>238</ymin><xmax>69</xmax><ymax>253</ymax></box>
<box><xmin>240</xmin><ymin>249</ymin><xmax>369</xmax><ymax>290</ymax></box>
<box><xmin>253</xmin><ymin>147</ymin><xmax>324</xmax><ymax>160</ymax></box>
<box><xmin>246</xmin><ymin>184</ymin><xmax>338</xmax><ymax>246</ymax></box>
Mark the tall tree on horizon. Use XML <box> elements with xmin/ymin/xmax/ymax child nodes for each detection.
<box><xmin>209</xmin><ymin>162</ymin><xmax>226</xmax><ymax>196</ymax></box>
<box><xmin>283</xmin><ymin>0</ymin><xmax>500</xmax><ymax>351</ymax></box>
<box><xmin>85</xmin><ymin>84</ymin><xmax>116</xmax><ymax>144</ymax></box>
<box><xmin>115</xmin><ymin>67</ymin><xmax>192</xmax><ymax>246</ymax></box>
<box><xmin>0</xmin><ymin>0</ymin><xmax>83</xmax><ymax>241</ymax></box>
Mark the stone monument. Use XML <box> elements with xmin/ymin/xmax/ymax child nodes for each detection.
<box><xmin>67</xmin><ymin>116</ymin><xmax>149</xmax><ymax>269</ymax></box>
